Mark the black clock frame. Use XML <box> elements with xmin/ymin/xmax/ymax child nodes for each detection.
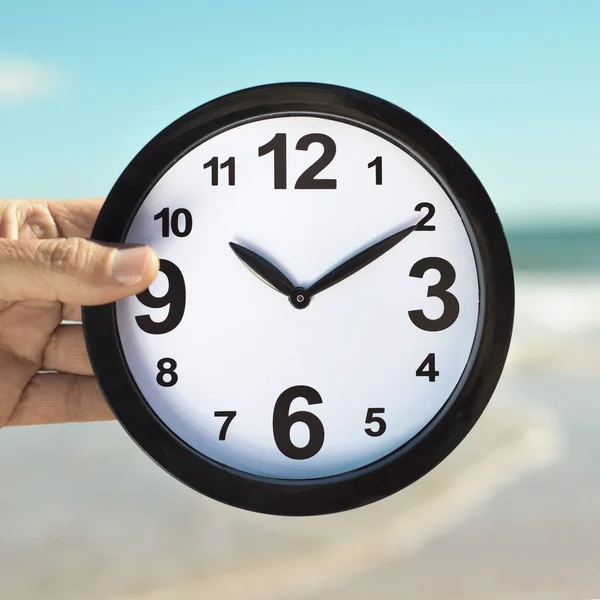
<box><xmin>82</xmin><ymin>82</ymin><xmax>515</xmax><ymax>516</ymax></box>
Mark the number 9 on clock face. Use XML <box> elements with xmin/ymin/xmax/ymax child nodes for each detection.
<box><xmin>83</xmin><ymin>83</ymin><xmax>514</xmax><ymax>516</ymax></box>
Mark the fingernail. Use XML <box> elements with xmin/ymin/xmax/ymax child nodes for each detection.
<box><xmin>111</xmin><ymin>246</ymin><xmax>150</xmax><ymax>285</ymax></box>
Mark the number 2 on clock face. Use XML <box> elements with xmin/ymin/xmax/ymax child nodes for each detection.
<box><xmin>115</xmin><ymin>115</ymin><xmax>480</xmax><ymax>480</ymax></box>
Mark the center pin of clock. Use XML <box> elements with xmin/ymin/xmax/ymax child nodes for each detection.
<box><xmin>289</xmin><ymin>287</ymin><xmax>310</xmax><ymax>309</ymax></box>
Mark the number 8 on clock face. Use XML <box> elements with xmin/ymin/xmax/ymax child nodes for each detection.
<box><xmin>83</xmin><ymin>83</ymin><xmax>514</xmax><ymax>516</ymax></box>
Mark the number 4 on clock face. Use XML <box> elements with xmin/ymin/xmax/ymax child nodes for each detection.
<box><xmin>416</xmin><ymin>353</ymin><xmax>439</xmax><ymax>382</ymax></box>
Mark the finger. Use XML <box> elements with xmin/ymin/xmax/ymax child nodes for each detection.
<box><xmin>43</xmin><ymin>324</ymin><xmax>92</xmax><ymax>375</ymax></box>
<box><xmin>47</xmin><ymin>198</ymin><xmax>105</xmax><ymax>238</ymax></box>
<box><xmin>0</xmin><ymin>237</ymin><xmax>159</xmax><ymax>305</ymax></box>
<box><xmin>0</xmin><ymin>198</ymin><xmax>105</xmax><ymax>240</ymax></box>
<box><xmin>6</xmin><ymin>373</ymin><xmax>115</xmax><ymax>426</ymax></box>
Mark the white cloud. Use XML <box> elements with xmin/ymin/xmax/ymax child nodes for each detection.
<box><xmin>0</xmin><ymin>57</ymin><xmax>65</xmax><ymax>103</ymax></box>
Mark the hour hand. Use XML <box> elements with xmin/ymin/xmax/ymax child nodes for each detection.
<box><xmin>229</xmin><ymin>242</ymin><xmax>296</xmax><ymax>297</ymax></box>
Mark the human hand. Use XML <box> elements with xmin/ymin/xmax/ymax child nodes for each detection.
<box><xmin>0</xmin><ymin>198</ymin><xmax>159</xmax><ymax>427</ymax></box>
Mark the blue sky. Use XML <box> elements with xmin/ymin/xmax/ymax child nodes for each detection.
<box><xmin>1</xmin><ymin>0</ymin><xmax>598</xmax><ymax>227</ymax></box>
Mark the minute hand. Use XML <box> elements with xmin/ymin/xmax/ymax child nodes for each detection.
<box><xmin>306</xmin><ymin>224</ymin><xmax>417</xmax><ymax>297</ymax></box>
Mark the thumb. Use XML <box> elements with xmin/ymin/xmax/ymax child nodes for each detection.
<box><xmin>0</xmin><ymin>237</ymin><xmax>160</xmax><ymax>305</ymax></box>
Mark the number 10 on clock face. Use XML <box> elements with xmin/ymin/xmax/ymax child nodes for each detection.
<box><xmin>115</xmin><ymin>115</ymin><xmax>481</xmax><ymax>480</ymax></box>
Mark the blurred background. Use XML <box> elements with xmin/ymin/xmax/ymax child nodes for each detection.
<box><xmin>1</xmin><ymin>0</ymin><xmax>599</xmax><ymax>598</ymax></box>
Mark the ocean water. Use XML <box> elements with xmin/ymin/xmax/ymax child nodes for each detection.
<box><xmin>507</xmin><ymin>225</ymin><xmax>600</xmax><ymax>273</ymax></box>
<box><xmin>505</xmin><ymin>224</ymin><xmax>600</xmax><ymax>274</ymax></box>
<box><xmin>1</xmin><ymin>224</ymin><xmax>599</xmax><ymax>599</ymax></box>
<box><xmin>505</xmin><ymin>226</ymin><xmax>600</xmax><ymax>378</ymax></box>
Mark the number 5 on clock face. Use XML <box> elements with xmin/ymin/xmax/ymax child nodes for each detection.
<box><xmin>84</xmin><ymin>83</ymin><xmax>513</xmax><ymax>515</ymax></box>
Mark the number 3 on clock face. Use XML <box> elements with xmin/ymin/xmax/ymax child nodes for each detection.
<box><xmin>83</xmin><ymin>83</ymin><xmax>514</xmax><ymax>515</ymax></box>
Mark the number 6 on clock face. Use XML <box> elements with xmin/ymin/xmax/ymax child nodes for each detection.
<box><xmin>83</xmin><ymin>83</ymin><xmax>514</xmax><ymax>516</ymax></box>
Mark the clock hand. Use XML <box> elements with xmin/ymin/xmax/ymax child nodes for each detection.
<box><xmin>229</xmin><ymin>242</ymin><xmax>296</xmax><ymax>297</ymax></box>
<box><xmin>306</xmin><ymin>223</ymin><xmax>417</xmax><ymax>297</ymax></box>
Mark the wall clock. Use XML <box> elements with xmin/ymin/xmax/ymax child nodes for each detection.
<box><xmin>82</xmin><ymin>82</ymin><xmax>514</xmax><ymax>516</ymax></box>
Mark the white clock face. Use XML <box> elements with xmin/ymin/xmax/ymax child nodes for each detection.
<box><xmin>115</xmin><ymin>115</ymin><xmax>481</xmax><ymax>479</ymax></box>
